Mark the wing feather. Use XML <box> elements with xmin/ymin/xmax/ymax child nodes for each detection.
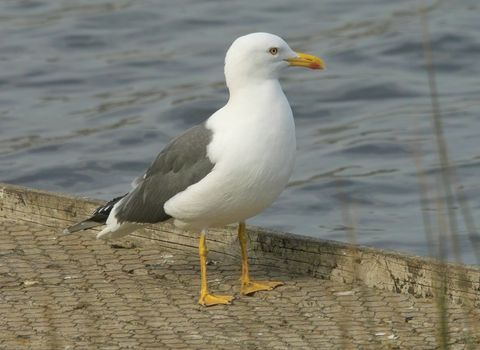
<box><xmin>113</xmin><ymin>123</ymin><xmax>214</xmax><ymax>224</ymax></box>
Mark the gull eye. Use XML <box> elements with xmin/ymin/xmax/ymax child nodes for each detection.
<box><xmin>269</xmin><ymin>47</ymin><xmax>278</xmax><ymax>55</ymax></box>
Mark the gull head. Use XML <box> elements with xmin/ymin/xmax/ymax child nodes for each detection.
<box><xmin>224</xmin><ymin>32</ymin><xmax>324</xmax><ymax>89</ymax></box>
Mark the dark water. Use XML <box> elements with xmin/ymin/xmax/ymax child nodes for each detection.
<box><xmin>1</xmin><ymin>0</ymin><xmax>479</xmax><ymax>264</ymax></box>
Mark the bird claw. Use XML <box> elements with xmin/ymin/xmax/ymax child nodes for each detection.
<box><xmin>198</xmin><ymin>293</ymin><xmax>234</xmax><ymax>306</ymax></box>
<box><xmin>241</xmin><ymin>280</ymin><xmax>284</xmax><ymax>295</ymax></box>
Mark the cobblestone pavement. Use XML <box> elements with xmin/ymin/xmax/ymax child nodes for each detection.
<box><xmin>1</xmin><ymin>219</ymin><xmax>479</xmax><ymax>350</ymax></box>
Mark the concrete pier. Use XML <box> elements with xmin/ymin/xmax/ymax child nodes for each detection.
<box><xmin>1</xmin><ymin>183</ymin><xmax>479</xmax><ymax>349</ymax></box>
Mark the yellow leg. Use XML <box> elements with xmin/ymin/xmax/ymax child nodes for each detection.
<box><xmin>198</xmin><ymin>233</ymin><xmax>234</xmax><ymax>306</ymax></box>
<box><xmin>238</xmin><ymin>221</ymin><xmax>284</xmax><ymax>294</ymax></box>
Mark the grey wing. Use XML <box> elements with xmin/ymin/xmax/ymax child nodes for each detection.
<box><xmin>113</xmin><ymin>123</ymin><xmax>215</xmax><ymax>224</ymax></box>
<box><xmin>130</xmin><ymin>173</ymin><xmax>145</xmax><ymax>189</ymax></box>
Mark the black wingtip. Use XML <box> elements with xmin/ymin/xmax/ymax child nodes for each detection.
<box><xmin>64</xmin><ymin>218</ymin><xmax>106</xmax><ymax>234</ymax></box>
<box><xmin>64</xmin><ymin>194</ymin><xmax>127</xmax><ymax>234</ymax></box>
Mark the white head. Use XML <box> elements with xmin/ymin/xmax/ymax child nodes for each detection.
<box><xmin>224</xmin><ymin>32</ymin><xmax>324</xmax><ymax>91</ymax></box>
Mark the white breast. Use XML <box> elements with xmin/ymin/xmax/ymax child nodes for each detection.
<box><xmin>164</xmin><ymin>81</ymin><xmax>296</xmax><ymax>230</ymax></box>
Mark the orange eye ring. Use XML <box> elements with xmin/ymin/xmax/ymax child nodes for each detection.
<box><xmin>269</xmin><ymin>47</ymin><xmax>278</xmax><ymax>55</ymax></box>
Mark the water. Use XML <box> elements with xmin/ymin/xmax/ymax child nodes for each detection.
<box><xmin>1</xmin><ymin>0</ymin><xmax>479</xmax><ymax>264</ymax></box>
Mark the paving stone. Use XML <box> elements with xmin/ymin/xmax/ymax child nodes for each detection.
<box><xmin>1</xmin><ymin>219</ymin><xmax>480</xmax><ymax>349</ymax></box>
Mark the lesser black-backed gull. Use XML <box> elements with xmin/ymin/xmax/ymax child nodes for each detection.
<box><xmin>65</xmin><ymin>32</ymin><xmax>325</xmax><ymax>306</ymax></box>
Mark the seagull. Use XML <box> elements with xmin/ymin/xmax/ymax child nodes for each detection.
<box><xmin>65</xmin><ymin>32</ymin><xmax>325</xmax><ymax>306</ymax></box>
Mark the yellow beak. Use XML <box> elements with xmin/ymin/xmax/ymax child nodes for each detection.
<box><xmin>285</xmin><ymin>52</ymin><xmax>325</xmax><ymax>70</ymax></box>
